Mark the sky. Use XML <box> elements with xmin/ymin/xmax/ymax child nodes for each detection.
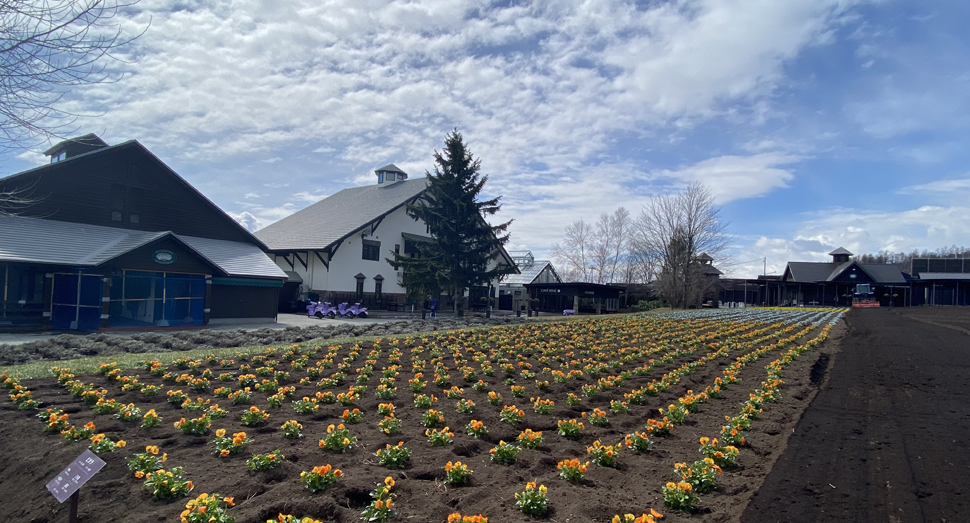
<box><xmin>2</xmin><ymin>0</ymin><xmax>969</xmax><ymax>278</ymax></box>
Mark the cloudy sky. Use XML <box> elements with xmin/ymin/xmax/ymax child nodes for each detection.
<box><xmin>3</xmin><ymin>0</ymin><xmax>969</xmax><ymax>278</ymax></box>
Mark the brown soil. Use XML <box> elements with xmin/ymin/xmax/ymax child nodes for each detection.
<box><xmin>0</xmin><ymin>314</ymin><xmax>838</xmax><ymax>523</ymax></box>
<box><xmin>744</xmin><ymin>308</ymin><xmax>970</xmax><ymax>522</ymax></box>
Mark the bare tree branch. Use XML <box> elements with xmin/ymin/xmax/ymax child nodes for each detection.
<box><xmin>0</xmin><ymin>0</ymin><xmax>146</xmax><ymax>152</ymax></box>
<box><xmin>551</xmin><ymin>219</ymin><xmax>593</xmax><ymax>282</ymax></box>
<box><xmin>634</xmin><ymin>182</ymin><xmax>729</xmax><ymax>308</ymax></box>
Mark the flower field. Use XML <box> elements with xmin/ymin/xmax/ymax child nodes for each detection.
<box><xmin>0</xmin><ymin>309</ymin><xmax>843</xmax><ymax>523</ymax></box>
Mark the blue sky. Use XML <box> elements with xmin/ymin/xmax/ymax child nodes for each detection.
<box><xmin>2</xmin><ymin>0</ymin><xmax>969</xmax><ymax>278</ymax></box>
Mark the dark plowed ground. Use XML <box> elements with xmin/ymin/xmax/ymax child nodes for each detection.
<box><xmin>743</xmin><ymin>308</ymin><xmax>970</xmax><ymax>523</ymax></box>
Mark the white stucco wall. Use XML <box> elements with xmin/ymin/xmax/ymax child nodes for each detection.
<box><xmin>321</xmin><ymin>204</ymin><xmax>429</xmax><ymax>294</ymax></box>
<box><xmin>268</xmin><ymin>201</ymin><xmax>509</xmax><ymax>300</ymax></box>
<box><xmin>269</xmin><ymin>204</ymin><xmax>428</xmax><ymax>296</ymax></box>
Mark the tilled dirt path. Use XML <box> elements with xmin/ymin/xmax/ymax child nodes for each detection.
<box><xmin>743</xmin><ymin>308</ymin><xmax>970</xmax><ymax>523</ymax></box>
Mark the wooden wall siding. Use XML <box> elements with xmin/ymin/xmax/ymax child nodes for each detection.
<box><xmin>831</xmin><ymin>265</ymin><xmax>875</xmax><ymax>284</ymax></box>
<box><xmin>100</xmin><ymin>237</ymin><xmax>220</xmax><ymax>275</ymax></box>
<box><xmin>209</xmin><ymin>285</ymin><xmax>279</xmax><ymax>319</ymax></box>
<box><xmin>0</xmin><ymin>144</ymin><xmax>254</xmax><ymax>244</ymax></box>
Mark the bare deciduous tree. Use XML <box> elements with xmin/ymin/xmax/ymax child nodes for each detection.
<box><xmin>553</xmin><ymin>208</ymin><xmax>633</xmax><ymax>284</ymax></box>
<box><xmin>0</xmin><ymin>0</ymin><xmax>144</xmax><ymax>152</ymax></box>
<box><xmin>551</xmin><ymin>219</ymin><xmax>593</xmax><ymax>282</ymax></box>
<box><xmin>634</xmin><ymin>182</ymin><xmax>728</xmax><ymax>308</ymax></box>
<box><xmin>588</xmin><ymin>207</ymin><xmax>630</xmax><ymax>284</ymax></box>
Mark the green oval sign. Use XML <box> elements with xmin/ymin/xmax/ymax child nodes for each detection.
<box><xmin>152</xmin><ymin>250</ymin><xmax>177</xmax><ymax>265</ymax></box>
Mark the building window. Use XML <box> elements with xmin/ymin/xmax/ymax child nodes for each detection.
<box><xmin>375</xmin><ymin>280</ymin><xmax>382</xmax><ymax>300</ymax></box>
<box><xmin>111</xmin><ymin>211</ymin><xmax>122</xmax><ymax>221</ymax></box>
<box><xmin>356</xmin><ymin>280</ymin><xmax>364</xmax><ymax>299</ymax></box>
<box><xmin>378</xmin><ymin>172</ymin><xmax>384</xmax><ymax>183</ymax></box>
<box><xmin>362</xmin><ymin>240</ymin><xmax>381</xmax><ymax>261</ymax></box>
<box><xmin>130</xmin><ymin>214</ymin><xmax>140</xmax><ymax>224</ymax></box>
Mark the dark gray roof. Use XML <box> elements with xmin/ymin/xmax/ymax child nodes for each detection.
<box><xmin>1</xmin><ymin>139</ymin><xmax>272</xmax><ymax>252</ymax></box>
<box><xmin>786</xmin><ymin>261</ymin><xmax>846</xmax><ymax>282</ymax></box>
<box><xmin>697</xmin><ymin>253</ymin><xmax>714</xmax><ymax>262</ymax></box>
<box><xmin>42</xmin><ymin>133</ymin><xmax>109</xmax><ymax>156</ymax></box>
<box><xmin>785</xmin><ymin>261</ymin><xmax>905</xmax><ymax>284</ymax></box>
<box><xmin>254</xmin><ymin>178</ymin><xmax>429</xmax><ymax>251</ymax></box>
<box><xmin>401</xmin><ymin>232</ymin><xmax>433</xmax><ymax>243</ymax></box>
<box><xmin>376</xmin><ymin>163</ymin><xmax>406</xmax><ymax>173</ymax></box>
<box><xmin>829</xmin><ymin>247</ymin><xmax>853</xmax><ymax>256</ymax></box>
<box><xmin>700</xmin><ymin>264</ymin><xmax>723</xmax><ymax>276</ymax></box>
<box><xmin>859</xmin><ymin>264</ymin><xmax>907</xmax><ymax>283</ymax></box>
<box><xmin>0</xmin><ymin>215</ymin><xmax>285</xmax><ymax>279</ymax></box>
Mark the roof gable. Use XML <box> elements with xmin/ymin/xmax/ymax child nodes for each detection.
<box><xmin>502</xmin><ymin>260</ymin><xmax>560</xmax><ymax>285</ymax></box>
<box><xmin>0</xmin><ymin>140</ymin><xmax>268</xmax><ymax>249</ymax></box>
<box><xmin>783</xmin><ymin>260</ymin><xmax>906</xmax><ymax>284</ymax></box>
<box><xmin>784</xmin><ymin>261</ymin><xmax>841</xmax><ymax>282</ymax></box>
<box><xmin>255</xmin><ymin>178</ymin><xmax>430</xmax><ymax>251</ymax></box>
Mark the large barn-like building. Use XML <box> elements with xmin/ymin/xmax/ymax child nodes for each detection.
<box><xmin>0</xmin><ymin>134</ymin><xmax>287</xmax><ymax>331</ymax></box>
<box><xmin>255</xmin><ymin>164</ymin><xmax>516</xmax><ymax>311</ymax></box>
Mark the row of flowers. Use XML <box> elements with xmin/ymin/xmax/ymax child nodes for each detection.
<box><xmin>660</xmin><ymin>321</ymin><xmax>839</xmax><ymax>511</ymax></box>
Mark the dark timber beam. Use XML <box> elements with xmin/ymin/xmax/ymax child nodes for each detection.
<box><xmin>315</xmin><ymin>251</ymin><xmax>329</xmax><ymax>271</ymax></box>
<box><xmin>280</xmin><ymin>254</ymin><xmax>294</xmax><ymax>270</ymax></box>
<box><xmin>370</xmin><ymin>216</ymin><xmax>385</xmax><ymax>235</ymax></box>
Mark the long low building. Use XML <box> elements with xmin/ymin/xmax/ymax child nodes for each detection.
<box><xmin>0</xmin><ymin>134</ymin><xmax>287</xmax><ymax>331</ymax></box>
<box><xmin>717</xmin><ymin>248</ymin><xmax>967</xmax><ymax>307</ymax></box>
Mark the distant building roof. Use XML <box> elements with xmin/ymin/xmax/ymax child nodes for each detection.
<box><xmin>700</xmin><ymin>264</ymin><xmax>723</xmax><ymax>276</ymax></box>
<box><xmin>0</xmin><ymin>214</ymin><xmax>286</xmax><ymax>279</ymax></box>
<box><xmin>503</xmin><ymin>260</ymin><xmax>560</xmax><ymax>285</ymax></box>
<box><xmin>255</xmin><ymin>178</ymin><xmax>430</xmax><ymax>251</ymax></box>
<box><xmin>918</xmin><ymin>272</ymin><xmax>970</xmax><ymax>280</ymax></box>
<box><xmin>42</xmin><ymin>133</ymin><xmax>109</xmax><ymax>157</ymax></box>
<box><xmin>784</xmin><ymin>260</ymin><xmax>906</xmax><ymax>284</ymax></box>
<box><xmin>829</xmin><ymin>247</ymin><xmax>854</xmax><ymax>256</ymax></box>
<box><xmin>375</xmin><ymin>163</ymin><xmax>407</xmax><ymax>173</ymax></box>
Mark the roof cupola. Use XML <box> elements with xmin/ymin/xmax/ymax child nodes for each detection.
<box><xmin>43</xmin><ymin>133</ymin><xmax>108</xmax><ymax>163</ymax></box>
<box><xmin>375</xmin><ymin>163</ymin><xmax>408</xmax><ymax>185</ymax></box>
<box><xmin>829</xmin><ymin>247</ymin><xmax>853</xmax><ymax>263</ymax></box>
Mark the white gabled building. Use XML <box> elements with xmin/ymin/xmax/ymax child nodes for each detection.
<box><xmin>499</xmin><ymin>251</ymin><xmax>561</xmax><ymax>313</ymax></box>
<box><xmin>254</xmin><ymin>164</ymin><xmax>515</xmax><ymax>310</ymax></box>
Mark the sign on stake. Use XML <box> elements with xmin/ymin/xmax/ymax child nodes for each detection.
<box><xmin>46</xmin><ymin>449</ymin><xmax>106</xmax><ymax>522</ymax></box>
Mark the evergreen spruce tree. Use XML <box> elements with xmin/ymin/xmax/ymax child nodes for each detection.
<box><xmin>389</xmin><ymin>129</ymin><xmax>514</xmax><ymax>314</ymax></box>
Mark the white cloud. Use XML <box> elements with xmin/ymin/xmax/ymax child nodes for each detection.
<box><xmin>229</xmin><ymin>211</ymin><xmax>261</xmax><ymax>232</ymax></box>
<box><xmin>731</xmin><ymin>205</ymin><xmax>970</xmax><ymax>278</ymax></box>
<box><xmin>50</xmin><ymin>0</ymin><xmax>857</xmax><ymax>182</ymax></box>
<box><xmin>652</xmin><ymin>153</ymin><xmax>799</xmax><ymax>203</ymax></box>
<box><xmin>292</xmin><ymin>190</ymin><xmax>328</xmax><ymax>203</ymax></box>
<box><xmin>898</xmin><ymin>176</ymin><xmax>970</xmax><ymax>194</ymax></box>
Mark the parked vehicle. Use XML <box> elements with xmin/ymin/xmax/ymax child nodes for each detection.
<box><xmin>306</xmin><ymin>301</ymin><xmax>321</xmax><ymax>317</ymax></box>
<box><xmin>337</xmin><ymin>302</ymin><xmax>355</xmax><ymax>318</ymax></box>
<box><xmin>350</xmin><ymin>302</ymin><xmax>368</xmax><ymax>318</ymax></box>
<box><xmin>307</xmin><ymin>301</ymin><xmax>337</xmax><ymax>319</ymax></box>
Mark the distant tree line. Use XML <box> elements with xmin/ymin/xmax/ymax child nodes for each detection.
<box><xmin>856</xmin><ymin>246</ymin><xmax>970</xmax><ymax>273</ymax></box>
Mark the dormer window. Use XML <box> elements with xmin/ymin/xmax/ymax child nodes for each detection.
<box><xmin>51</xmin><ymin>151</ymin><xmax>66</xmax><ymax>163</ymax></box>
